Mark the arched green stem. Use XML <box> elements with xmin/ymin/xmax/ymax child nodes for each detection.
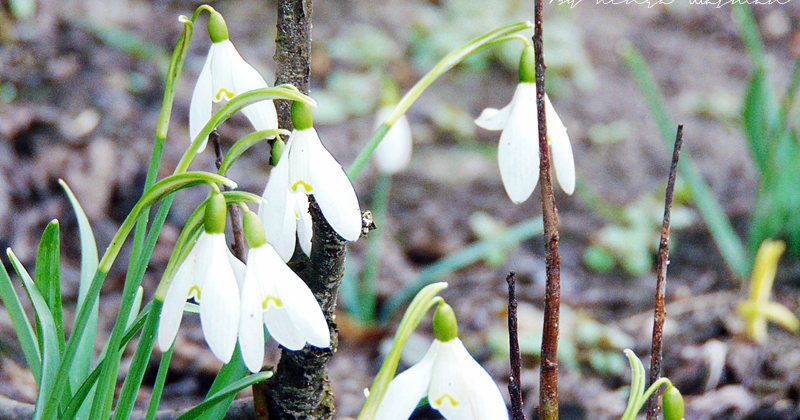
<box><xmin>347</xmin><ymin>20</ymin><xmax>533</xmax><ymax>180</ymax></box>
<box><xmin>358</xmin><ymin>282</ymin><xmax>448</xmax><ymax>420</ymax></box>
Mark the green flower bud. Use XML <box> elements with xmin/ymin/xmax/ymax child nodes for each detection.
<box><xmin>204</xmin><ymin>191</ymin><xmax>227</xmax><ymax>234</ymax></box>
<box><xmin>243</xmin><ymin>210</ymin><xmax>267</xmax><ymax>248</ymax></box>
<box><xmin>662</xmin><ymin>384</ymin><xmax>685</xmax><ymax>420</ymax></box>
<box><xmin>208</xmin><ymin>10</ymin><xmax>229</xmax><ymax>43</ymax></box>
<box><xmin>291</xmin><ymin>101</ymin><xmax>314</xmax><ymax>131</ymax></box>
<box><xmin>433</xmin><ymin>302</ymin><xmax>458</xmax><ymax>342</ymax></box>
<box><xmin>272</xmin><ymin>138</ymin><xmax>286</xmax><ymax>165</ymax></box>
<box><xmin>519</xmin><ymin>45</ymin><xmax>536</xmax><ymax>84</ymax></box>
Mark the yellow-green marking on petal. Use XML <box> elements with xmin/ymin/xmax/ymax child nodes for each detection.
<box><xmin>263</xmin><ymin>296</ymin><xmax>283</xmax><ymax>310</ymax></box>
<box><xmin>435</xmin><ymin>394</ymin><xmax>460</xmax><ymax>407</ymax></box>
<box><xmin>291</xmin><ymin>180</ymin><xmax>313</xmax><ymax>193</ymax></box>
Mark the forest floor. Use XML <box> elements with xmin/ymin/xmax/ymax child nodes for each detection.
<box><xmin>1</xmin><ymin>0</ymin><xmax>800</xmax><ymax>419</ymax></box>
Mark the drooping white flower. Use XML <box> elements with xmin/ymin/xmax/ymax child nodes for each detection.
<box><xmin>189</xmin><ymin>10</ymin><xmax>278</xmax><ymax>152</ymax></box>
<box><xmin>259</xmin><ymin>102</ymin><xmax>361</xmax><ymax>262</ymax></box>
<box><xmin>475</xmin><ymin>45</ymin><xmax>575</xmax><ymax>203</ymax></box>
<box><xmin>374</xmin><ymin>105</ymin><xmax>412</xmax><ymax>174</ymax></box>
<box><xmin>374</xmin><ymin>303</ymin><xmax>508</xmax><ymax>420</ymax></box>
<box><xmin>158</xmin><ymin>230</ymin><xmax>241</xmax><ymax>364</ymax></box>
<box><xmin>237</xmin><ymin>211</ymin><xmax>330</xmax><ymax>372</ymax></box>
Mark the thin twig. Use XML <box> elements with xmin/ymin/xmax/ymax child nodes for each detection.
<box><xmin>645</xmin><ymin>125</ymin><xmax>683</xmax><ymax>420</ymax></box>
<box><xmin>507</xmin><ymin>272</ymin><xmax>527</xmax><ymax>420</ymax></box>
<box><xmin>211</xmin><ymin>131</ymin><xmax>247</xmax><ymax>262</ymax></box>
<box><xmin>532</xmin><ymin>0</ymin><xmax>561</xmax><ymax>419</ymax></box>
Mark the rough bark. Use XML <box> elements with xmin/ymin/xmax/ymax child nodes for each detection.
<box><xmin>273</xmin><ymin>0</ymin><xmax>312</xmax><ymax>131</ymax></box>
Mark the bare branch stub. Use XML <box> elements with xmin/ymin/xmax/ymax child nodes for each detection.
<box><xmin>507</xmin><ymin>272</ymin><xmax>527</xmax><ymax>420</ymax></box>
<box><xmin>645</xmin><ymin>125</ymin><xmax>683</xmax><ymax>420</ymax></box>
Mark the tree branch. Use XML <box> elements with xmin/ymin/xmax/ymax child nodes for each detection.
<box><xmin>507</xmin><ymin>272</ymin><xmax>527</xmax><ymax>420</ymax></box>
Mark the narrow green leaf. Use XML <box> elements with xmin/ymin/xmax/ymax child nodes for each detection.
<box><xmin>195</xmin><ymin>345</ymin><xmax>249</xmax><ymax>420</ymax></box>
<box><xmin>60</xmin><ymin>302</ymin><xmax>151</xmax><ymax>420</ymax></box>
<box><xmin>8</xmin><ymin>249</ymin><xmax>60</xmax><ymax>420</ymax></box>
<box><xmin>60</xmin><ymin>180</ymin><xmax>100</xmax><ymax>396</ymax></box>
<box><xmin>742</xmin><ymin>67</ymin><xmax>777</xmax><ymax>174</ymax></box>
<box><xmin>112</xmin><ymin>298</ymin><xmax>162</xmax><ymax>420</ymax></box>
<box><xmin>0</xmin><ymin>258</ymin><xmax>42</xmax><ymax>381</ymax></box>
<box><xmin>35</xmin><ymin>220</ymin><xmax>65</xmax><ymax>357</ymax></box>
<box><xmin>176</xmin><ymin>371</ymin><xmax>272</xmax><ymax>420</ymax></box>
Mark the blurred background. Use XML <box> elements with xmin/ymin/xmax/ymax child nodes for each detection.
<box><xmin>1</xmin><ymin>0</ymin><xmax>799</xmax><ymax>419</ymax></box>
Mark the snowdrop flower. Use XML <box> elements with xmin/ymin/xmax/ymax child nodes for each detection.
<box><xmin>374</xmin><ymin>105</ymin><xmax>412</xmax><ymax>174</ymax></box>
<box><xmin>260</xmin><ymin>101</ymin><xmax>362</xmax><ymax>262</ymax></box>
<box><xmin>237</xmin><ymin>210</ymin><xmax>330</xmax><ymax>372</ymax></box>
<box><xmin>159</xmin><ymin>192</ymin><xmax>240</xmax><ymax>364</ymax></box>
<box><xmin>189</xmin><ymin>9</ymin><xmax>278</xmax><ymax>152</ymax></box>
<box><xmin>475</xmin><ymin>45</ymin><xmax>575</xmax><ymax>203</ymax></box>
<box><xmin>374</xmin><ymin>303</ymin><xmax>508</xmax><ymax>420</ymax></box>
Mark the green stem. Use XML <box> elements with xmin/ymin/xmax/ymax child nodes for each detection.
<box><xmin>145</xmin><ymin>346</ymin><xmax>174</xmax><ymax>420</ymax></box>
<box><xmin>358</xmin><ymin>282</ymin><xmax>448</xmax><ymax>420</ymax></box>
<box><xmin>346</xmin><ymin>20</ymin><xmax>533</xmax><ymax>180</ymax></box>
<box><xmin>175</xmin><ymin>86</ymin><xmax>316</xmax><ymax>174</ymax></box>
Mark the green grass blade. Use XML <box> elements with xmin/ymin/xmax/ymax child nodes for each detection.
<box><xmin>0</xmin><ymin>257</ymin><xmax>42</xmax><ymax>382</ymax></box>
<box><xmin>379</xmin><ymin>217</ymin><xmax>543</xmax><ymax>323</ymax></box>
<box><xmin>35</xmin><ymin>220</ymin><xmax>65</xmax><ymax>357</ymax></box>
<box><xmin>8</xmin><ymin>249</ymin><xmax>60</xmax><ymax>420</ymax></box>
<box><xmin>175</xmin><ymin>371</ymin><xmax>272</xmax><ymax>420</ymax></box>
<box><xmin>60</xmin><ymin>180</ymin><xmax>100</xmax><ymax>392</ymax></box>
<box><xmin>618</xmin><ymin>42</ymin><xmax>748</xmax><ymax>277</ymax></box>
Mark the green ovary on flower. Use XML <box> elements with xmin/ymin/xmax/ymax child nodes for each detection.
<box><xmin>207</xmin><ymin>9</ymin><xmax>229</xmax><ymax>43</ymax></box>
<box><xmin>433</xmin><ymin>302</ymin><xmax>458</xmax><ymax>342</ymax></box>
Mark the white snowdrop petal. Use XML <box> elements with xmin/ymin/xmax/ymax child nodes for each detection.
<box><xmin>429</xmin><ymin>339</ymin><xmax>471</xmax><ymax>420</ymax></box>
<box><xmin>261</xmin><ymin>152</ymin><xmax>291</xmax><ymax>248</ymax></box>
<box><xmin>474</xmin><ymin>106</ymin><xmax>510</xmax><ymax>131</ymax></box>
<box><xmin>227</xmin><ymin>251</ymin><xmax>247</xmax><ymax>290</ymax></box>
<box><xmin>239</xmin><ymin>251</ymin><xmax>266</xmax><ymax>373</ymax></box>
<box><xmin>210</xmin><ymin>41</ymin><xmax>238</xmax><ymax>103</ymax></box>
<box><xmin>231</xmin><ymin>59</ymin><xmax>278</xmax><ymax>134</ymax></box>
<box><xmin>295</xmin><ymin>193</ymin><xmax>313</xmax><ymax>257</ymax></box>
<box><xmin>451</xmin><ymin>338</ymin><xmax>509</xmax><ymax>420</ymax></box>
<box><xmin>374</xmin><ymin>107</ymin><xmax>412</xmax><ymax>174</ymax></box>
<box><xmin>305</xmin><ymin>130</ymin><xmax>362</xmax><ymax>241</ymax></box>
<box><xmin>373</xmin><ymin>341</ymin><xmax>440</xmax><ymax>420</ymax></box>
<box><xmin>198</xmin><ymin>235</ymin><xmax>240</xmax><ymax>363</ymax></box>
<box><xmin>287</xmin><ymin>129</ymin><xmax>315</xmax><ymax>194</ymax></box>
<box><xmin>545</xmin><ymin>96</ymin><xmax>575</xmax><ymax>195</ymax></box>
<box><xmin>189</xmin><ymin>50</ymin><xmax>214</xmax><ymax>153</ymax></box>
<box><xmin>157</xmin><ymin>239</ymin><xmax>201</xmax><ymax>352</ymax></box>
<box><xmin>263</xmin><ymin>244</ymin><xmax>330</xmax><ymax>349</ymax></box>
<box><xmin>498</xmin><ymin>84</ymin><xmax>539</xmax><ymax>204</ymax></box>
